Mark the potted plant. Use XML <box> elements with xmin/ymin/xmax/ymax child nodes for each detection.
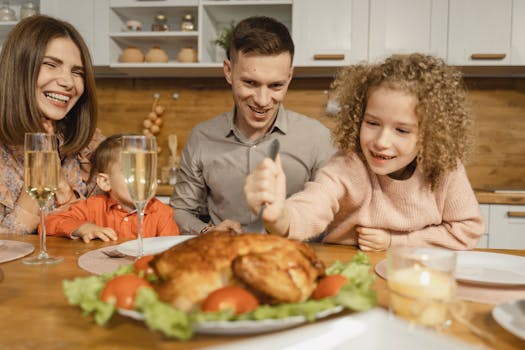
<box><xmin>212</xmin><ymin>21</ymin><xmax>235</xmax><ymax>62</ymax></box>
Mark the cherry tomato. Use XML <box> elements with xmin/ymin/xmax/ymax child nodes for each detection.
<box><xmin>100</xmin><ymin>274</ymin><xmax>152</xmax><ymax>309</ymax></box>
<box><xmin>201</xmin><ymin>286</ymin><xmax>260</xmax><ymax>314</ymax></box>
<box><xmin>133</xmin><ymin>255</ymin><xmax>155</xmax><ymax>277</ymax></box>
<box><xmin>312</xmin><ymin>274</ymin><xmax>348</xmax><ymax>300</ymax></box>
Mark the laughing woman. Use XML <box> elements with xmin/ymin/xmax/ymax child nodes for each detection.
<box><xmin>0</xmin><ymin>15</ymin><xmax>104</xmax><ymax>234</ymax></box>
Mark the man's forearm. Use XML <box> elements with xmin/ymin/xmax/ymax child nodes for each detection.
<box><xmin>173</xmin><ymin>209</ymin><xmax>208</xmax><ymax>235</ymax></box>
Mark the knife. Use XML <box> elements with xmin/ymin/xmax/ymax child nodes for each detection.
<box><xmin>267</xmin><ymin>138</ymin><xmax>280</xmax><ymax>162</ymax></box>
<box><xmin>246</xmin><ymin>139</ymin><xmax>280</xmax><ymax>233</ymax></box>
<box><xmin>258</xmin><ymin>139</ymin><xmax>280</xmax><ymax>213</ymax></box>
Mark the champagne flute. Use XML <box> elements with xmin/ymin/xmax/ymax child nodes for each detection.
<box><xmin>121</xmin><ymin>135</ymin><xmax>158</xmax><ymax>258</ymax></box>
<box><xmin>23</xmin><ymin>133</ymin><xmax>63</xmax><ymax>265</ymax></box>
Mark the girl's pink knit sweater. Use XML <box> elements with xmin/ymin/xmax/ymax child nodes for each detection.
<box><xmin>286</xmin><ymin>152</ymin><xmax>484</xmax><ymax>249</ymax></box>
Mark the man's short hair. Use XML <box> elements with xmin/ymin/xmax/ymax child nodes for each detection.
<box><xmin>228</xmin><ymin>16</ymin><xmax>294</xmax><ymax>62</ymax></box>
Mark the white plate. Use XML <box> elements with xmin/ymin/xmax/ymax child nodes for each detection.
<box><xmin>117</xmin><ymin>306</ymin><xmax>344</xmax><ymax>335</ymax></box>
<box><xmin>116</xmin><ymin>236</ymin><xmax>194</xmax><ymax>257</ymax></box>
<box><xmin>374</xmin><ymin>251</ymin><xmax>525</xmax><ymax>286</ymax></box>
<box><xmin>492</xmin><ymin>299</ymin><xmax>525</xmax><ymax>340</ymax></box>
<box><xmin>455</xmin><ymin>251</ymin><xmax>525</xmax><ymax>286</ymax></box>
<box><xmin>206</xmin><ymin>308</ymin><xmax>479</xmax><ymax>350</ymax></box>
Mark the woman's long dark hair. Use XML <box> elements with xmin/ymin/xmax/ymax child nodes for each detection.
<box><xmin>0</xmin><ymin>15</ymin><xmax>97</xmax><ymax>156</ymax></box>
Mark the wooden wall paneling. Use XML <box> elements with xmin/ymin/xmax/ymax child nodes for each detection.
<box><xmin>95</xmin><ymin>77</ymin><xmax>525</xmax><ymax>190</ymax></box>
<box><xmin>466</xmin><ymin>87</ymin><xmax>525</xmax><ymax>190</ymax></box>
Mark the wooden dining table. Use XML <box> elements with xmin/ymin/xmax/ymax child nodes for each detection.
<box><xmin>0</xmin><ymin>233</ymin><xmax>523</xmax><ymax>350</ymax></box>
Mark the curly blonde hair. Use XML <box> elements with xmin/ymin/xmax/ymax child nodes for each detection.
<box><xmin>329</xmin><ymin>53</ymin><xmax>474</xmax><ymax>190</ymax></box>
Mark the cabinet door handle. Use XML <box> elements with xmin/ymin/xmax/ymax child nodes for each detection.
<box><xmin>313</xmin><ymin>54</ymin><xmax>345</xmax><ymax>60</ymax></box>
<box><xmin>507</xmin><ymin>211</ymin><xmax>525</xmax><ymax>218</ymax></box>
<box><xmin>470</xmin><ymin>53</ymin><xmax>506</xmax><ymax>60</ymax></box>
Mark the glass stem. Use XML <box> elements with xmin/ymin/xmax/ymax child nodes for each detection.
<box><xmin>38</xmin><ymin>205</ymin><xmax>49</xmax><ymax>260</ymax></box>
<box><xmin>136</xmin><ymin>202</ymin><xmax>146</xmax><ymax>259</ymax></box>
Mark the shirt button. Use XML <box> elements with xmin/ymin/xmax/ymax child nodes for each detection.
<box><xmin>124</xmin><ymin>217</ymin><xmax>128</xmax><ymax>222</ymax></box>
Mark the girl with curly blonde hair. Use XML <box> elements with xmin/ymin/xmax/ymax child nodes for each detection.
<box><xmin>244</xmin><ymin>53</ymin><xmax>484</xmax><ymax>251</ymax></box>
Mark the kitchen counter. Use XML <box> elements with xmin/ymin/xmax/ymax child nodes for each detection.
<box><xmin>473</xmin><ymin>190</ymin><xmax>525</xmax><ymax>205</ymax></box>
<box><xmin>156</xmin><ymin>184</ymin><xmax>174</xmax><ymax>197</ymax></box>
<box><xmin>156</xmin><ymin>185</ymin><xmax>525</xmax><ymax>205</ymax></box>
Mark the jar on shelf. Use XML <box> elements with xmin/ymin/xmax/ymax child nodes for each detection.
<box><xmin>151</xmin><ymin>13</ymin><xmax>169</xmax><ymax>32</ymax></box>
<box><xmin>0</xmin><ymin>2</ymin><xmax>16</xmax><ymax>22</ymax></box>
<box><xmin>126</xmin><ymin>19</ymin><xmax>142</xmax><ymax>31</ymax></box>
<box><xmin>20</xmin><ymin>1</ymin><xmax>38</xmax><ymax>19</ymax></box>
<box><xmin>180</xmin><ymin>14</ymin><xmax>195</xmax><ymax>31</ymax></box>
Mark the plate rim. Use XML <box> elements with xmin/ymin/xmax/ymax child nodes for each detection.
<box><xmin>118</xmin><ymin>305</ymin><xmax>344</xmax><ymax>335</ymax></box>
<box><xmin>375</xmin><ymin>251</ymin><xmax>525</xmax><ymax>287</ymax></box>
<box><xmin>491</xmin><ymin>299</ymin><xmax>525</xmax><ymax>341</ymax></box>
<box><xmin>116</xmin><ymin>235</ymin><xmax>193</xmax><ymax>257</ymax></box>
<box><xmin>455</xmin><ymin>251</ymin><xmax>525</xmax><ymax>286</ymax></box>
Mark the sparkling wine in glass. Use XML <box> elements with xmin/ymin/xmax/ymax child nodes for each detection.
<box><xmin>121</xmin><ymin>135</ymin><xmax>158</xmax><ymax>258</ymax></box>
<box><xmin>23</xmin><ymin>133</ymin><xmax>63</xmax><ymax>265</ymax></box>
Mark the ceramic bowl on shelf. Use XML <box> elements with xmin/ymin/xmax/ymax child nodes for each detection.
<box><xmin>145</xmin><ymin>46</ymin><xmax>169</xmax><ymax>63</ymax></box>
<box><xmin>119</xmin><ymin>46</ymin><xmax>144</xmax><ymax>63</ymax></box>
<box><xmin>177</xmin><ymin>47</ymin><xmax>198</xmax><ymax>63</ymax></box>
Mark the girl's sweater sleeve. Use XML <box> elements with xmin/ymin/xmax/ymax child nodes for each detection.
<box><xmin>286</xmin><ymin>154</ymin><xmax>367</xmax><ymax>241</ymax></box>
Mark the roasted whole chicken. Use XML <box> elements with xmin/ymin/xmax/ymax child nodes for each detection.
<box><xmin>150</xmin><ymin>231</ymin><xmax>325</xmax><ymax>312</ymax></box>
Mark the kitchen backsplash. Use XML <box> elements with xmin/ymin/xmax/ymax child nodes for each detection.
<box><xmin>95</xmin><ymin>77</ymin><xmax>525</xmax><ymax>191</ymax></box>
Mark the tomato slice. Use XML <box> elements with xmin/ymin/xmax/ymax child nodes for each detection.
<box><xmin>201</xmin><ymin>286</ymin><xmax>259</xmax><ymax>314</ymax></box>
<box><xmin>312</xmin><ymin>274</ymin><xmax>348</xmax><ymax>300</ymax></box>
<box><xmin>133</xmin><ymin>255</ymin><xmax>155</xmax><ymax>277</ymax></box>
<box><xmin>100</xmin><ymin>274</ymin><xmax>152</xmax><ymax>309</ymax></box>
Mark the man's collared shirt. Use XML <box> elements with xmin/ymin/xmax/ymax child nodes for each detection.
<box><xmin>171</xmin><ymin>105</ymin><xmax>336</xmax><ymax>234</ymax></box>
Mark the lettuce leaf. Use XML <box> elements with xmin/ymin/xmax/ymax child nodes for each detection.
<box><xmin>62</xmin><ymin>276</ymin><xmax>115</xmax><ymax>325</ymax></box>
<box><xmin>135</xmin><ymin>288</ymin><xmax>193</xmax><ymax>340</ymax></box>
<box><xmin>62</xmin><ymin>251</ymin><xmax>378</xmax><ymax>340</ymax></box>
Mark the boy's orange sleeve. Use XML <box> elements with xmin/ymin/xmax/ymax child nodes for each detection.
<box><xmin>44</xmin><ymin>200</ymin><xmax>91</xmax><ymax>237</ymax></box>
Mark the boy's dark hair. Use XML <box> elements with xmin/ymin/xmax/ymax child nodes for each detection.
<box><xmin>228</xmin><ymin>16</ymin><xmax>294</xmax><ymax>62</ymax></box>
<box><xmin>88</xmin><ymin>134</ymin><xmax>126</xmax><ymax>182</ymax></box>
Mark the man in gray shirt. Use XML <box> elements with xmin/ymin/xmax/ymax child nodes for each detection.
<box><xmin>171</xmin><ymin>16</ymin><xmax>335</xmax><ymax>234</ymax></box>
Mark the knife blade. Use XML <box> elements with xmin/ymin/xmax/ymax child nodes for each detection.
<box><xmin>267</xmin><ymin>138</ymin><xmax>280</xmax><ymax>161</ymax></box>
<box><xmin>245</xmin><ymin>139</ymin><xmax>280</xmax><ymax>233</ymax></box>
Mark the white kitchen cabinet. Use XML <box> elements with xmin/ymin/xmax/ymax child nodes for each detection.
<box><xmin>0</xmin><ymin>1</ymin><xmax>105</xmax><ymax>66</ymax></box>
<box><xmin>108</xmin><ymin>0</ymin><xmax>200</xmax><ymax>73</ymax></box>
<box><xmin>200</xmin><ymin>0</ymin><xmax>292</xmax><ymax>63</ymax></box>
<box><xmin>40</xmin><ymin>0</ymin><xmax>102</xmax><ymax>63</ymax></box>
<box><xmin>157</xmin><ymin>196</ymin><xmax>170</xmax><ymax>205</ymax></box>
<box><xmin>487</xmin><ymin>204</ymin><xmax>525</xmax><ymax>249</ymax></box>
<box><xmin>0</xmin><ymin>0</ymin><xmax>41</xmax><ymax>48</ymax></box>
<box><xmin>368</xmin><ymin>0</ymin><xmax>448</xmax><ymax>62</ymax></box>
<box><xmin>448</xmin><ymin>0</ymin><xmax>512</xmax><ymax>66</ymax></box>
<box><xmin>511</xmin><ymin>0</ymin><xmax>525</xmax><ymax>64</ymax></box>
<box><xmin>102</xmin><ymin>0</ymin><xmax>293</xmax><ymax>76</ymax></box>
<box><xmin>477</xmin><ymin>204</ymin><xmax>489</xmax><ymax>249</ymax></box>
<box><xmin>292</xmin><ymin>0</ymin><xmax>368</xmax><ymax>67</ymax></box>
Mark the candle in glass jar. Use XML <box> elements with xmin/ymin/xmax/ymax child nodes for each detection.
<box><xmin>388</xmin><ymin>265</ymin><xmax>455</xmax><ymax>327</ymax></box>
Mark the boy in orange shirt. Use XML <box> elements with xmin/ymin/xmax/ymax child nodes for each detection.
<box><xmin>45</xmin><ymin>134</ymin><xmax>179</xmax><ymax>242</ymax></box>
